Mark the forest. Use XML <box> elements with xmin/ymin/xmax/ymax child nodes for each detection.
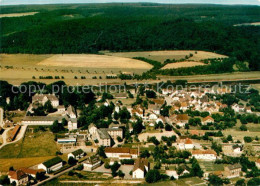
<box><xmin>0</xmin><ymin>3</ymin><xmax>260</xmax><ymax>71</ymax></box>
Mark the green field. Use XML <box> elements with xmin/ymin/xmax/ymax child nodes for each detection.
<box><xmin>0</xmin><ymin>129</ymin><xmax>58</xmax><ymax>159</ymax></box>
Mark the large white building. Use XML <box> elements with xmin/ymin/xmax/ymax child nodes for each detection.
<box><xmin>191</xmin><ymin>150</ymin><xmax>217</xmax><ymax>161</ymax></box>
<box><xmin>105</xmin><ymin>147</ymin><xmax>138</xmax><ymax>159</ymax></box>
<box><xmin>38</xmin><ymin>157</ymin><xmax>63</xmax><ymax>173</ymax></box>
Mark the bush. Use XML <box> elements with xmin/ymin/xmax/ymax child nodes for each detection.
<box><xmin>244</xmin><ymin>136</ymin><xmax>253</xmax><ymax>143</ymax></box>
<box><xmin>145</xmin><ymin>169</ymin><xmax>161</xmax><ymax>183</ymax></box>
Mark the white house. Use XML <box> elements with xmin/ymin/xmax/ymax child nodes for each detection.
<box><xmin>132</xmin><ymin>158</ymin><xmax>149</xmax><ymax>179</ymax></box>
<box><xmin>83</xmin><ymin>156</ymin><xmax>101</xmax><ymax>171</ymax></box>
<box><xmin>68</xmin><ymin>149</ymin><xmax>85</xmax><ymax>160</ymax></box>
<box><xmin>178</xmin><ymin>138</ymin><xmax>194</xmax><ymax>150</ymax></box>
<box><xmin>38</xmin><ymin>157</ymin><xmax>63</xmax><ymax>173</ymax></box>
<box><xmin>191</xmin><ymin>150</ymin><xmax>217</xmax><ymax>161</ymax></box>
<box><xmin>68</xmin><ymin>118</ymin><xmax>77</xmax><ymax>131</ymax></box>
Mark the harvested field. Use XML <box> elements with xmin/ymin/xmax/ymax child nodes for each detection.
<box><xmin>162</xmin><ymin>61</ymin><xmax>206</xmax><ymax>69</ymax></box>
<box><xmin>38</xmin><ymin>54</ymin><xmax>152</xmax><ymax>69</ymax></box>
<box><xmin>104</xmin><ymin>50</ymin><xmax>227</xmax><ymax>63</ymax></box>
<box><xmin>0</xmin><ymin>12</ymin><xmax>38</xmax><ymax>18</ymax></box>
<box><xmin>0</xmin><ymin>156</ymin><xmax>55</xmax><ymax>172</ymax></box>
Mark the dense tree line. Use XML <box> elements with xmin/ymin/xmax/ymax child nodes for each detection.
<box><xmin>1</xmin><ymin>8</ymin><xmax>259</xmax><ymax>71</ymax></box>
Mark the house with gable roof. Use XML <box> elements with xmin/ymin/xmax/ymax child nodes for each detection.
<box><xmin>132</xmin><ymin>158</ymin><xmax>149</xmax><ymax>179</ymax></box>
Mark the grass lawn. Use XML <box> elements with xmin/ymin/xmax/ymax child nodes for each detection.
<box><xmin>145</xmin><ymin>177</ymin><xmax>206</xmax><ymax>186</ymax></box>
<box><xmin>199</xmin><ymin>161</ymin><xmax>224</xmax><ymax>172</ymax></box>
<box><xmin>174</xmin><ymin>177</ymin><xmax>206</xmax><ymax>186</ymax></box>
<box><xmin>0</xmin><ymin>129</ymin><xmax>59</xmax><ymax>159</ymax></box>
<box><xmin>59</xmin><ymin>170</ymin><xmax>111</xmax><ymax>181</ymax></box>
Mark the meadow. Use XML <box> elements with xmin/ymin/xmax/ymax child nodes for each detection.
<box><xmin>0</xmin><ymin>129</ymin><xmax>59</xmax><ymax>171</ymax></box>
<box><xmin>104</xmin><ymin>50</ymin><xmax>227</xmax><ymax>63</ymax></box>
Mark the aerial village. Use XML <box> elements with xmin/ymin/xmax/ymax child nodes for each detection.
<box><xmin>0</xmin><ymin>81</ymin><xmax>260</xmax><ymax>185</ymax></box>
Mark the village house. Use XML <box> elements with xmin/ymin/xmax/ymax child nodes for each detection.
<box><xmin>105</xmin><ymin>147</ymin><xmax>138</xmax><ymax>159</ymax></box>
<box><xmin>68</xmin><ymin>149</ymin><xmax>85</xmax><ymax>160</ymax></box>
<box><xmin>68</xmin><ymin>118</ymin><xmax>78</xmax><ymax>131</ymax></box>
<box><xmin>232</xmin><ymin>103</ymin><xmax>244</xmax><ymax>113</ymax></box>
<box><xmin>8</xmin><ymin>169</ymin><xmax>29</xmax><ymax>185</ymax></box>
<box><xmin>83</xmin><ymin>155</ymin><xmax>101</xmax><ymax>171</ymax></box>
<box><xmin>132</xmin><ymin>158</ymin><xmax>149</xmax><ymax>179</ymax></box>
<box><xmin>202</xmin><ymin>116</ymin><xmax>214</xmax><ymax>125</ymax></box>
<box><xmin>32</xmin><ymin>93</ymin><xmax>59</xmax><ymax>108</ymax></box>
<box><xmin>96</xmin><ymin>129</ymin><xmax>111</xmax><ymax>147</ymax></box>
<box><xmin>38</xmin><ymin>157</ymin><xmax>63</xmax><ymax>173</ymax></box>
<box><xmin>224</xmin><ymin>164</ymin><xmax>242</xmax><ymax>178</ymax></box>
<box><xmin>191</xmin><ymin>149</ymin><xmax>217</xmax><ymax>161</ymax></box>
<box><xmin>178</xmin><ymin>138</ymin><xmax>194</xmax><ymax>150</ymax></box>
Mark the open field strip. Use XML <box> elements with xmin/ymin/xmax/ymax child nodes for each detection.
<box><xmin>0</xmin><ymin>156</ymin><xmax>55</xmax><ymax>172</ymax></box>
<box><xmin>0</xmin><ymin>12</ymin><xmax>38</xmax><ymax>18</ymax></box>
<box><xmin>162</xmin><ymin>61</ymin><xmax>206</xmax><ymax>69</ymax></box>
<box><xmin>37</xmin><ymin>54</ymin><xmax>153</xmax><ymax>69</ymax></box>
<box><xmin>104</xmin><ymin>50</ymin><xmax>227</xmax><ymax>63</ymax></box>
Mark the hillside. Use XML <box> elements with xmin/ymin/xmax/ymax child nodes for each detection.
<box><xmin>0</xmin><ymin>3</ymin><xmax>260</xmax><ymax>71</ymax></box>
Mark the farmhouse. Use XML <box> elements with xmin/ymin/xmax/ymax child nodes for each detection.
<box><xmin>8</xmin><ymin>169</ymin><xmax>29</xmax><ymax>186</ymax></box>
<box><xmin>224</xmin><ymin>164</ymin><xmax>242</xmax><ymax>178</ymax></box>
<box><xmin>191</xmin><ymin>149</ymin><xmax>217</xmax><ymax>161</ymax></box>
<box><xmin>32</xmin><ymin>93</ymin><xmax>59</xmax><ymax>107</ymax></box>
<box><xmin>8</xmin><ymin>125</ymin><xmax>21</xmax><ymax>142</ymax></box>
<box><xmin>105</xmin><ymin>147</ymin><xmax>138</xmax><ymax>159</ymax></box>
<box><xmin>83</xmin><ymin>155</ymin><xmax>101</xmax><ymax>171</ymax></box>
<box><xmin>132</xmin><ymin>158</ymin><xmax>149</xmax><ymax>179</ymax></box>
<box><xmin>38</xmin><ymin>157</ymin><xmax>63</xmax><ymax>173</ymax></box>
